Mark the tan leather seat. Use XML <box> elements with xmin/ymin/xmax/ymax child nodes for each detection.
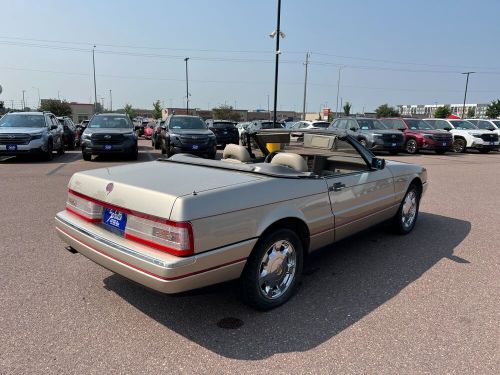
<box><xmin>222</xmin><ymin>144</ymin><xmax>251</xmax><ymax>163</ymax></box>
<box><xmin>270</xmin><ymin>152</ymin><xmax>308</xmax><ymax>172</ymax></box>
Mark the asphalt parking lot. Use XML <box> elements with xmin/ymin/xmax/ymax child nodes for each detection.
<box><xmin>0</xmin><ymin>140</ymin><xmax>498</xmax><ymax>374</ymax></box>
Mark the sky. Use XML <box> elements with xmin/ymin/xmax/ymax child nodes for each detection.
<box><xmin>0</xmin><ymin>0</ymin><xmax>499</xmax><ymax>114</ymax></box>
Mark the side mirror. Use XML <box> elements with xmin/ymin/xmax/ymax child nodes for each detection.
<box><xmin>160</xmin><ymin>125</ymin><xmax>166</xmax><ymax>130</ymax></box>
<box><xmin>444</xmin><ymin>127</ymin><xmax>452</xmax><ymax>131</ymax></box>
<box><xmin>349</xmin><ymin>127</ymin><xmax>357</xmax><ymax>132</ymax></box>
<box><xmin>371</xmin><ymin>157</ymin><xmax>385</xmax><ymax>170</ymax></box>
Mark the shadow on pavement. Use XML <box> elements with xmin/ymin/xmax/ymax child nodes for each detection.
<box><xmin>103</xmin><ymin>212</ymin><xmax>470</xmax><ymax>360</ymax></box>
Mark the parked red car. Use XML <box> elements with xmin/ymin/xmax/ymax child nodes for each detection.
<box><xmin>380</xmin><ymin>118</ymin><xmax>453</xmax><ymax>154</ymax></box>
<box><xmin>143</xmin><ymin>123</ymin><xmax>154</xmax><ymax>139</ymax></box>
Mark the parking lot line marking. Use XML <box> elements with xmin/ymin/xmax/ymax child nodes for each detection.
<box><xmin>46</xmin><ymin>153</ymin><xmax>81</xmax><ymax>175</ymax></box>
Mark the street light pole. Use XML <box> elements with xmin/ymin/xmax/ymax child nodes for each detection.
<box><xmin>272</xmin><ymin>0</ymin><xmax>282</xmax><ymax>125</ymax></box>
<box><xmin>22</xmin><ymin>90</ymin><xmax>26</xmax><ymax>110</ymax></box>
<box><xmin>302</xmin><ymin>52</ymin><xmax>310</xmax><ymax>120</ymax></box>
<box><xmin>267</xmin><ymin>94</ymin><xmax>270</xmax><ymax>120</ymax></box>
<box><xmin>184</xmin><ymin>58</ymin><xmax>189</xmax><ymax>115</ymax></box>
<box><xmin>92</xmin><ymin>45</ymin><xmax>98</xmax><ymax>112</ymax></box>
<box><xmin>335</xmin><ymin>66</ymin><xmax>343</xmax><ymax>118</ymax></box>
<box><xmin>461</xmin><ymin>72</ymin><xmax>475</xmax><ymax>119</ymax></box>
<box><xmin>109</xmin><ymin>89</ymin><xmax>113</xmax><ymax>112</ymax></box>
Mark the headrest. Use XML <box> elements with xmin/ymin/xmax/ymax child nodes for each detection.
<box><xmin>222</xmin><ymin>144</ymin><xmax>251</xmax><ymax>162</ymax></box>
<box><xmin>270</xmin><ymin>152</ymin><xmax>308</xmax><ymax>172</ymax></box>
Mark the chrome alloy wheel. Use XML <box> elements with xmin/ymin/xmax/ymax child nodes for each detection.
<box><xmin>258</xmin><ymin>240</ymin><xmax>297</xmax><ymax>300</ymax></box>
<box><xmin>401</xmin><ymin>190</ymin><xmax>417</xmax><ymax>229</ymax></box>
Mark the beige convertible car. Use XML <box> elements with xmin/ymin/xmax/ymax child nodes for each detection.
<box><xmin>55</xmin><ymin>129</ymin><xmax>427</xmax><ymax>310</ymax></box>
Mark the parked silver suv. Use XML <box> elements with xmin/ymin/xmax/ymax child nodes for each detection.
<box><xmin>0</xmin><ymin>111</ymin><xmax>64</xmax><ymax>160</ymax></box>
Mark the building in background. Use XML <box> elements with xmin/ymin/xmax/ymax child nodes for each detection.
<box><xmin>68</xmin><ymin>102</ymin><xmax>94</xmax><ymax>123</ymax></box>
<box><xmin>397</xmin><ymin>103</ymin><xmax>489</xmax><ymax>118</ymax></box>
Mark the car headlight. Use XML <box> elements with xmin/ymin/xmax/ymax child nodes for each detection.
<box><xmin>471</xmin><ymin>133</ymin><xmax>482</xmax><ymax>138</ymax></box>
<box><xmin>373</xmin><ymin>134</ymin><xmax>383</xmax><ymax>138</ymax></box>
<box><xmin>30</xmin><ymin>132</ymin><xmax>44</xmax><ymax>140</ymax></box>
<box><xmin>82</xmin><ymin>133</ymin><xmax>91</xmax><ymax>140</ymax></box>
<box><xmin>423</xmin><ymin>134</ymin><xmax>433</xmax><ymax>139</ymax></box>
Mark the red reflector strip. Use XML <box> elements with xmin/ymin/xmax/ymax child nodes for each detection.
<box><xmin>124</xmin><ymin>232</ymin><xmax>193</xmax><ymax>257</ymax></box>
<box><xmin>56</xmin><ymin>226</ymin><xmax>246</xmax><ymax>281</ymax></box>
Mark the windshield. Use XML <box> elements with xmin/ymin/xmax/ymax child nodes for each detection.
<box><xmin>89</xmin><ymin>116</ymin><xmax>132</xmax><ymax>129</ymax></box>
<box><xmin>358</xmin><ymin>119</ymin><xmax>387</xmax><ymax>130</ymax></box>
<box><xmin>476</xmin><ymin>122</ymin><xmax>494</xmax><ymax>130</ymax></box>
<box><xmin>405</xmin><ymin>119</ymin><xmax>434</xmax><ymax>130</ymax></box>
<box><xmin>170</xmin><ymin>117</ymin><xmax>206</xmax><ymax>130</ymax></box>
<box><xmin>312</xmin><ymin>122</ymin><xmax>330</xmax><ymax>128</ymax></box>
<box><xmin>381</xmin><ymin>119</ymin><xmax>405</xmax><ymax>130</ymax></box>
<box><xmin>0</xmin><ymin>114</ymin><xmax>46</xmax><ymax>128</ymax></box>
<box><xmin>449</xmin><ymin>120</ymin><xmax>477</xmax><ymax>130</ymax></box>
<box><xmin>491</xmin><ymin>121</ymin><xmax>500</xmax><ymax>128</ymax></box>
<box><xmin>212</xmin><ymin>122</ymin><xmax>235</xmax><ymax>129</ymax></box>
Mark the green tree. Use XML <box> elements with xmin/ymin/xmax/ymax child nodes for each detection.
<box><xmin>375</xmin><ymin>104</ymin><xmax>399</xmax><ymax>118</ymax></box>
<box><xmin>485</xmin><ymin>100</ymin><xmax>500</xmax><ymax>119</ymax></box>
<box><xmin>152</xmin><ymin>100</ymin><xmax>162</xmax><ymax>120</ymax></box>
<box><xmin>124</xmin><ymin>103</ymin><xmax>135</xmax><ymax>118</ymax></box>
<box><xmin>212</xmin><ymin>105</ymin><xmax>242</xmax><ymax>122</ymax></box>
<box><xmin>39</xmin><ymin>99</ymin><xmax>72</xmax><ymax>116</ymax></box>
<box><xmin>343</xmin><ymin>101</ymin><xmax>352</xmax><ymax>116</ymax></box>
<box><xmin>434</xmin><ymin>105</ymin><xmax>452</xmax><ymax>119</ymax></box>
<box><xmin>467</xmin><ymin>107</ymin><xmax>476</xmax><ymax>118</ymax></box>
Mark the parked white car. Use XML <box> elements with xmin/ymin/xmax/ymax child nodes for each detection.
<box><xmin>424</xmin><ymin>118</ymin><xmax>499</xmax><ymax>153</ymax></box>
<box><xmin>290</xmin><ymin>120</ymin><xmax>330</xmax><ymax>140</ymax></box>
<box><xmin>466</xmin><ymin>119</ymin><xmax>500</xmax><ymax>138</ymax></box>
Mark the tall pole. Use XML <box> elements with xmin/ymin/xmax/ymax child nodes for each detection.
<box><xmin>461</xmin><ymin>72</ymin><xmax>475</xmax><ymax>119</ymax></box>
<box><xmin>22</xmin><ymin>90</ymin><xmax>26</xmax><ymax>110</ymax></box>
<box><xmin>184</xmin><ymin>57</ymin><xmax>189</xmax><ymax>115</ymax></box>
<box><xmin>267</xmin><ymin>94</ymin><xmax>270</xmax><ymax>120</ymax></box>
<box><xmin>272</xmin><ymin>0</ymin><xmax>282</xmax><ymax>125</ymax></box>
<box><xmin>92</xmin><ymin>45</ymin><xmax>97</xmax><ymax>112</ymax></box>
<box><xmin>335</xmin><ymin>66</ymin><xmax>343</xmax><ymax>118</ymax></box>
<box><xmin>109</xmin><ymin>89</ymin><xmax>113</xmax><ymax>112</ymax></box>
<box><xmin>302</xmin><ymin>52</ymin><xmax>309</xmax><ymax>120</ymax></box>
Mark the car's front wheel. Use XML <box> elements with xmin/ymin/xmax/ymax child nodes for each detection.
<box><xmin>44</xmin><ymin>141</ymin><xmax>53</xmax><ymax>161</ymax></box>
<box><xmin>392</xmin><ymin>184</ymin><xmax>420</xmax><ymax>234</ymax></box>
<box><xmin>453</xmin><ymin>138</ymin><xmax>466</xmax><ymax>153</ymax></box>
<box><xmin>82</xmin><ymin>150</ymin><xmax>92</xmax><ymax>161</ymax></box>
<box><xmin>241</xmin><ymin>228</ymin><xmax>303</xmax><ymax>310</ymax></box>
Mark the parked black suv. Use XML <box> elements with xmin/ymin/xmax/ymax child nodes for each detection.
<box><xmin>329</xmin><ymin>117</ymin><xmax>404</xmax><ymax>155</ymax></box>
<box><xmin>80</xmin><ymin>114</ymin><xmax>138</xmax><ymax>161</ymax></box>
<box><xmin>57</xmin><ymin>116</ymin><xmax>77</xmax><ymax>150</ymax></box>
<box><xmin>205</xmin><ymin>119</ymin><xmax>239</xmax><ymax>147</ymax></box>
<box><xmin>160</xmin><ymin>115</ymin><xmax>217</xmax><ymax>159</ymax></box>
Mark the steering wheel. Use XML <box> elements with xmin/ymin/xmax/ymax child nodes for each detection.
<box><xmin>264</xmin><ymin>151</ymin><xmax>279</xmax><ymax>163</ymax></box>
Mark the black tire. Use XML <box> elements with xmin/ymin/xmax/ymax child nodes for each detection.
<box><xmin>44</xmin><ymin>141</ymin><xmax>53</xmax><ymax>161</ymax></box>
<box><xmin>453</xmin><ymin>138</ymin><xmax>466</xmax><ymax>153</ymax></box>
<box><xmin>165</xmin><ymin>139</ymin><xmax>173</xmax><ymax>157</ymax></box>
<box><xmin>435</xmin><ymin>149</ymin><xmax>447</xmax><ymax>154</ymax></box>
<box><xmin>392</xmin><ymin>184</ymin><xmax>420</xmax><ymax>234</ymax></box>
<box><xmin>82</xmin><ymin>152</ymin><xmax>92</xmax><ymax>161</ymax></box>
<box><xmin>478</xmin><ymin>149</ymin><xmax>491</xmax><ymax>154</ymax></box>
<box><xmin>240</xmin><ymin>228</ymin><xmax>303</xmax><ymax>311</ymax></box>
<box><xmin>57</xmin><ymin>141</ymin><xmax>65</xmax><ymax>155</ymax></box>
<box><xmin>405</xmin><ymin>139</ymin><xmax>418</xmax><ymax>154</ymax></box>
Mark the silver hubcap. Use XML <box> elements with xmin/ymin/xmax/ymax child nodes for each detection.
<box><xmin>401</xmin><ymin>190</ymin><xmax>417</xmax><ymax>228</ymax></box>
<box><xmin>258</xmin><ymin>240</ymin><xmax>296</xmax><ymax>300</ymax></box>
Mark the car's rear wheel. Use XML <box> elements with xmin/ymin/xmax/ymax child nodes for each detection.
<box><xmin>241</xmin><ymin>228</ymin><xmax>303</xmax><ymax>310</ymax></box>
<box><xmin>57</xmin><ymin>141</ymin><xmax>65</xmax><ymax>155</ymax></box>
<box><xmin>82</xmin><ymin>151</ymin><xmax>92</xmax><ymax>161</ymax></box>
<box><xmin>453</xmin><ymin>138</ymin><xmax>466</xmax><ymax>153</ymax></box>
<box><xmin>405</xmin><ymin>139</ymin><xmax>418</xmax><ymax>154</ymax></box>
<box><xmin>392</xmin><ymin>184</ymin><xmax>420</xmax><ymax>234</ymax></box>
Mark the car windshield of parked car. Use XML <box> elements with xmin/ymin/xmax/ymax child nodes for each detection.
<box><xmin>476</xmin><ymin>122</ymin><xmax>495</xmax><ymax>130</ymax></box>
<box><xmin>449</xmin><ymin>120</ymin><xmax>477</xmax><ymax>130</ymax></box>
<box><xmin>0</xmin><ymin>114</ymin><xmax>46</xmax><ymax>128</ymax></box>
<box><xmin>212</xmin><ymin>122</ymin><xmax>236</xmax><ymax>129</ymax></box>
<box><xmin>491</xmin><ymin>120</ymin><xmax>500</xmax><ymax>128</ymax></box>
<box><xmin>357</xmin><ymin>119</ymin><xmax>387</xmax><ymax>130</ymax></box>
<box><xmin>380</xmin><ymin>119</ymin><xmax>405</xmax><ymax>130</ymax></box>
<box><xmin>405</xmin><ymin>119</ymin><xmax>434</xmax><ymax>130</ymax></box>
<box><xmin>89</xmin><ymin>116</ymin><xmax>132</xmax><ymax>129</ymax></box>
<box><xmin>312</xmin><ymin>122</ymin><xmax>330</xmax><ymax>128</ymax></box>
<box><xmin>170</xmin><ymin>117</ymin><xmax>206</xmax><ymax>130</ymax></box>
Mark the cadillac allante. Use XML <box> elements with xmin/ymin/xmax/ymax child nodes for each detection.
<box><xmin>55</xmin><ymin>130</ymin><xmax>427</xmax><ymax>310</ymax></box>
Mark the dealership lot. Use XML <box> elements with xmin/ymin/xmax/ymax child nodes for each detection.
<box><xmin>0</xmin><ymin>140</ymin><xmax>498</xmax><ymax>374</ymax></box>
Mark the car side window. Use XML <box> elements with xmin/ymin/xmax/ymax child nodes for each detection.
<box><xmin>347</xmin><ymin>119</ymin><xmax>358</xmax><ymax>130</ymax></box>
<box><xmin>335</xmin><ymin>120</ymin><xmax>345</xmax><ymax>129</ymax></box>
<box><xmin>45</xmin><ymin>116</ymin><xmax>52</xmax><ymax>127</ymax></box>
<box><xmin>319</xmin><ymin>139</ymin><xmax>370</xmax><ymax>177</ymax></box>
<box><xmin>299</xmin><ymin>122</ymin><xmax>309</xmax><ymax>129</ymax></box>
<box><xmin>478</xmin><ymin>121</ymin><xmax>493</xmax><ymax>130</ymax></box>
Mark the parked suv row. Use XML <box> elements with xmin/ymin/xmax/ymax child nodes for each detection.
<box><xmin>0</xmin><ymin>111</ymin><xmax>65</xmax><ymax>160</ymax></box>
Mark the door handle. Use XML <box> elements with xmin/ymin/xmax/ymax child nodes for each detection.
<box><xmin>329</xmin><ymin>182</ymin><xmax>346</xmax><ymax>192</ymax></box>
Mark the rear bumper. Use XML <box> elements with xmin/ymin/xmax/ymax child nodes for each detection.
<box><xmin>55</xmin><ymin>211</ymin><xmax>254</xmax><ymax>294</ymax></box>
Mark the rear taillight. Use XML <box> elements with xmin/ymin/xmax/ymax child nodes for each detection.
<box><xmin>66</xmin><ymin>190</ymin><xmax>102</xmax><ymax>222</ymax></box>
<box><xmin>65</xmin><ymin>189</ymin><xmax>194</xmax><ymax>256</ymax></box>
<box><xmin>125</xmin><ymin>215</ymin><xmax>193</xmax><ymax>256</ymax></box>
